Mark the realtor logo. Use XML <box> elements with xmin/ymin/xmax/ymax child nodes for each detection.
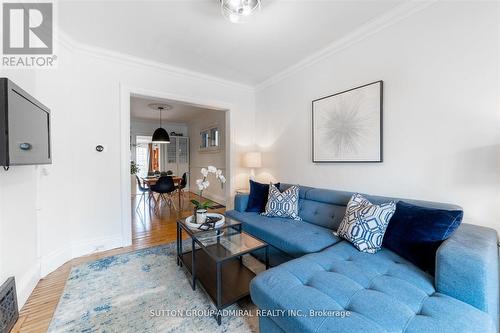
<box><xmin>1</xmin><ymin>2</ymin><xmax>56</xmax><ymax>67</ymax></box>
<box><xmin>3</xmin><ymin>2</ymin><xmax>53</xmax><ymax>54</ymax></box>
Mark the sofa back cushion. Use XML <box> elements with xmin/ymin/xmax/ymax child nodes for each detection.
<box><xmin>280</xmin><ymin>184</ymin><xmax>351</xmax><ymax>229</ymax></box>
<box><xmin>280</xmin><ymin>184</ymin><xmax>462</xmax><ymax>231</ymax></box>
<box><xmin>299</xmin><ymin>199</ymin><xmax>346</xmax><ymax>229</ymax></box>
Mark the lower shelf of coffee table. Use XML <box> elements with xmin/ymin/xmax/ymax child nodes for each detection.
<box><xmin>181</xmin><ymin>245</ymin><xmax>256</xmax><ymax>308</ymax></box>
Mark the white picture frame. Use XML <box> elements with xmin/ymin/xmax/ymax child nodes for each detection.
<box><xmin>312</xmin><ymin>81</ymin><xmax>383</xmax><ymax>163</ymax></box>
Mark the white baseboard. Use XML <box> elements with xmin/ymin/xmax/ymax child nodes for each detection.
<box><xmin>202</xmin><ymin>192</ymin><xmax>226</xmax><ymax>205</ymax></box>
<box><xmin>70</xmin><ymin>234</ymin><xmax>124</xmax><ymax>260</ymax></box>
<box><xmin>41</xmin><ymin>247</ymin><xmax>71</xmax><ymax>277</ymax></box>
<box><xmin>40</xmin><ymin>234</ymin><xmax>124</xmax><ymax>278</ymax></box>
<box><xmin>17</xmin><ymin>262</ymin><xmax>41</xmax><ymax>308</ymax></box>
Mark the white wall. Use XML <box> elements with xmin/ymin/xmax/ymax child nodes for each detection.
<box><xmin>188</xmin><ymin>110</ymin><xmax>227</xmax><ymax>204</ymax></box>
<box><xmin>254</xmin><ymin>1</ymin><xmax>500</xmax><ymax>233</ymax></box>
<box><xmin>0</xmin><ymin>32</ymin><xmax>255</xmax><ymax>307</ymax></box>
<box><xmin>0</xmin><ymin>70</ymin><xmax>63</xmax><ymax>307</ymax></box>
<box><xmin>0</xmin><ymin>165</ymin><xmax>41</xmax><ymax>307</ymax></box>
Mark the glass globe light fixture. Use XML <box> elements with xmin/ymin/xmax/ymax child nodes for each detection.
<box><xmin>221</xmin><ymin>0</ymin><xmax>261</xmax><ymax>24</ymax></box>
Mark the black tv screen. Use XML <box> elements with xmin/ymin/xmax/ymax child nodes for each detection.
<box><xmin>0</xmin><ymin>78</ymin><xmax>51</xmax><ymax>167</ymax></box>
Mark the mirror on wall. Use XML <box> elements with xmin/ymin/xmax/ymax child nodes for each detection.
<box><xmin>210</xmin><ymin>127</ymin><xmax>219</xmax><ymax>147</ymax></box>
<box><xmin>200</xmin><ymin>130</ymin><xmax>210</xmax><ymax>149</ymax></box>
<box><xmin>200</xmin><ymin>125</ymin><xmax>221</xmax><ymax>152</ymax></box>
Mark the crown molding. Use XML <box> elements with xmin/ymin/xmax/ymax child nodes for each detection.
<box><xmin>54</xmin><ymin>30</ymin><xmax>255</xmax><ymax>93</ymax></box>
<box><xmin>53</xmin><ymin>1</ymin><xmax>435</xmax><ymax>93</ymax></box>
<box><xmin>256</xmin><ymin>1</ymin><xmax>436</xmax><ymax>91</ymax></box>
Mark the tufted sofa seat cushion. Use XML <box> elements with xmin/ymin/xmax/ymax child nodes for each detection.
<box><xmin>250</xmin><ymin>241</ymin><xmax>496</xmax><ymax>333</ymax></box>
<box><xmin>225</xmin><ymin>210</ymin><xmax>341</xmax><ymax>258</ymax></box>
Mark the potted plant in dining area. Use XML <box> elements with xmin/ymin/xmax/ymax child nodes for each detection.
<box><xmin>130</xmin><ymin>161</ymin><xmax>140</xmax><ymax>196</ymax></box>
<box><xmin>191</xmin><ymin>166</ymin><xmax>226</xmax><ymax>224</ymax></box>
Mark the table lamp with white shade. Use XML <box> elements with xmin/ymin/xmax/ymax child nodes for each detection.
<box><xmin>244</xmin><ymin>152</ymin><xmax>262</xmax><ymax>181</ymax></box>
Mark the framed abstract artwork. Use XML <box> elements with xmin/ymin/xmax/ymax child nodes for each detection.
<box><xmin>312</xmin><ymin>80</ymin><xmax>383</xmax><ymax>163</ymax></box>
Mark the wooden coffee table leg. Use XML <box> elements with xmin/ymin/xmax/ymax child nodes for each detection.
<box><xmin>178</xmin><ymin>226</ymin><xmax>183</xmax><ymax>267</ymax></box>
<box><xmin>216</xmin><ymin>262</ymin><xmax>222</xmax><ymax>325</ymax></box>
<box><xmin>176</xmin><ymin>224</ymin><xmax>179</xmax><ymax>266</ymax></box>
<box><xmin>191</xmin><ymin>238</ymin><xmax>196</xmax><ymax>290</ymax></box>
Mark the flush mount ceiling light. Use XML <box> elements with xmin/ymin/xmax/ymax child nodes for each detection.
<box><xmin>148</xmin><ymin>103</ymin><xmax>173</xmax><ymax>143</ymax></box>
<box><xmin>221</xmin><ymin>0</ymin><xmax>261</xmax><ymax>24</ymax></box>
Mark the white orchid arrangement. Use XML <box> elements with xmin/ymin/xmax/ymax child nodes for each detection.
<box><xmin>195</xmin><ymin>166</ymin><xmax>226</xmax><ymax>191</ymax></box>
<box><xmin>191</xmin><ymin>166</ymin><xmax>226</xmax><ymax>210</ymax></box>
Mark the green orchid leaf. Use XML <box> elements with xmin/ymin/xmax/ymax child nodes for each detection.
<box><xmin>201</xmin><ymin>200</ymin><xmax>214</xmax><ymax>209</ymax></box>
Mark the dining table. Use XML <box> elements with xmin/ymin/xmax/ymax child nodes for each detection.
<box><xmin>142</xmin><ymin>176</ymin><xmax>184</xmax><ymax>211</ymax></box>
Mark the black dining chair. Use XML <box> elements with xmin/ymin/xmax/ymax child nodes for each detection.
<box><xmin>150</xmin><ymin>176</ymin><xmax>177</xmax><ymax>214</ymax></box>
<box><xmin>135</xmin><ymin>175</ymin><xmax>153</xmax><ymax>224</ymax></box>
<box><xmin>176</xmin><ymin>172</ymin><xmax>189</xmax><ymax>209</ymax></box>
<box><xmin>135</xmin><ymin>176</ymin><xmax>153</xmax><ymax>220</ymax></box>
<box><xmin>160</xmin><ymin>170</ymin><xmax>173</xmax><ymax>177</ymax></box>
<box><xmin>178</xmin><ymin>172</ymin><xmax>188</xmax><ymax>190</ymax></box>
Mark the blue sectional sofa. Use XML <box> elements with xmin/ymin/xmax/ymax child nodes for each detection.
<box><xmin>225</xmin><ymin>184</ymin><xmax>499</xmax><ymax>333</ymax></box>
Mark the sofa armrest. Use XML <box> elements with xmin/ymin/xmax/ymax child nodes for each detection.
<box><xmin>234</xmin><ymin>194</ymin><xmax>249</xmax><ymax>212</ymax></box>
<box><xmin>435</xmin><ymin>223</ymin><xmax>498</xmax><ymax>326</ymax></box>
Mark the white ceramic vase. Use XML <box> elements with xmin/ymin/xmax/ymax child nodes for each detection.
<box><xmin>196</xmin><ymin>209</ymin><xmax>207</xmax><ymax>224</ymax></box>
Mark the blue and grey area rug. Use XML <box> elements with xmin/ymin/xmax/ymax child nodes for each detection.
<box><xmin>48</xmin><ymin>243</ymin><xmax>259</xmax><ymax>333</ymax></box>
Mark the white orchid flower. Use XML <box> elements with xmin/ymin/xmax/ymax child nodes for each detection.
<box><xmin>197</xmin><ymin>166</ymin><xmax>226</xmax><ymax>196</ymax></box>
<box><xmin>201</xmin><ymin>168</ymin><xmax>208</xmax><ymax>177</ymax></box>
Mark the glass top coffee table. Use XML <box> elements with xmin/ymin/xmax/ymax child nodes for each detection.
<box><xmin>176</xmin><ymin>215</ymin><xmax>269</xmax><ymax>325</ymax></box>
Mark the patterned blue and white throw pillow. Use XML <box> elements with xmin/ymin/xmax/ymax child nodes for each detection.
<box><xmin>337</xmin><ymin>193</ymin><xmax>396</xmax><ymax>253</ymax></box>
<box><xmin>261</xmin><ymin>184</ymin><xmax>302</xmax><ymax>221</ymax></box>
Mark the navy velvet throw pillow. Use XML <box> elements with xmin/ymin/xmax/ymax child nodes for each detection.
<box><xmin>246</xmin><ymin>180</ymin><xmax>280</xmax><ymax>213</ymax></box>
<box><xmin>382</xmin><ymin>201</ymin><xmax>463</xmax><ymax>275</ymax></box>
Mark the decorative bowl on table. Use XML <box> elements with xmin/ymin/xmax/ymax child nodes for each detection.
<box><xmin>185</xmin><ymin>213</ymin><xmax>225</xmax><ymax>231</ymax></box>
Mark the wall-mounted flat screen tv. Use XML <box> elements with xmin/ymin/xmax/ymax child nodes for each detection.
<box><xmin>0</xmin><ymin>78</ymin><xmax>51</xmax><ymax>167</ymax></box>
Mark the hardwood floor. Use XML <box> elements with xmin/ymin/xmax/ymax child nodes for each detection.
<box><xmin>13</xmin><ymin>192</ymin><xmax>225</xmax><ymax>333</ymax></box>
